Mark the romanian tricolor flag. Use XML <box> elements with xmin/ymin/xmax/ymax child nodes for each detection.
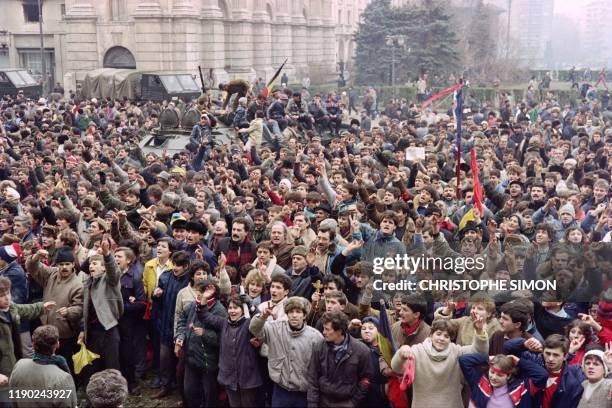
<box><xmin>377</xmin><ymin>300</ymin><xmax>396</xmax><ymax>364</ymax></box>
<box><xmin>262</xmin><ymin>58</ymin><xmax>288</xmax><ymax>98</ymax></box>
<box><xmin>379</xmin><ymin>301</ymin><xmax>409</xmax><ymax>408</ymax></box>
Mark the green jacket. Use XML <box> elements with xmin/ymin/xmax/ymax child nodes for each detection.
<box><xmin>0</xmin><ymin>302</ymin><xmax>44</xmax><ymax>377</ymax></box>
<box><xmin>82</xmin><ymin>255</ymin><xmax>124</xmax><ymax>342</ymax></box>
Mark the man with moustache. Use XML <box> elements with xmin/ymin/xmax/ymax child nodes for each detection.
<box><xmin>216</xmin><ymin>217</ymin><xmax>256</xmax><ymax>271</ymax></box>
<box><xmin>25</xmin><ymin>247</ymin><xmax>83</xmax><ymax>373</ymax></box>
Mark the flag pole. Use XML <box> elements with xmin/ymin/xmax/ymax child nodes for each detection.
<box><xmin>454</xmin><ymin>79</ymin><xmax>464</xmax><ymax>200</ymax></box>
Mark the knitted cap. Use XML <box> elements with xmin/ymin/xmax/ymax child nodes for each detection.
<box><xmin>582</xmin><ymin>349</ymin><xmax>609</xmax><ymax>377</ymax></box>
<box><xmin>559</xmin><ymin>203</ymin><xmax>575</xmax><ymax>218</ymax></box>
<box><xmin>0</xmin><ymin>243</ymin><xmax>21</xmax><ymax>263</ymax></box>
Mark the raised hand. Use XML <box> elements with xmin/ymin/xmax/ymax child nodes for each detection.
<box><xmin>605</xmin><ymin>342</ymin><xmax>612</xmax><ymax>371</ymax></box>
<box><xmin>218</xmin><ymin>252</ymin><xmax>227</xmax><ymax>269</ymax></box>
<box><xmin>473</xmin><ymin>313</ymin><xmax>486</xmax><ymax>334</ymax></box>
<box><xmin>569</xmin><ymin>335</ymin><xmax>586</xmax><ymax>354</ymax></box>
<box><xmin>101</xmin><ymin>234</ymin><xmax>111</xmax><ymax>257</ymax></box>
<box><xmin>195</xmin><ymin>246</ymin><xmax>204</xmax><ymax>261</ymax></box>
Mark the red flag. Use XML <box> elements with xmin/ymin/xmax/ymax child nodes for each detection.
<box><xmin>470</xmin><ymin>148</ymin><xmax>483</xmax><ymax>214</ymax></box>
<box><xmin>421</xmin><ymin>83</ymin><xmax>461</xmax><ymax>111</ymax></box>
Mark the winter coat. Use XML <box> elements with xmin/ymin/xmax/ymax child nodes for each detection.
<box><xmin>307</xmin><ymin>335</ymin><xmax>374</xmax><ymax>407</ymax></box>
<box><xmin>0</xmin><ymin>302</ymin><xmax>44</xmax><ymax>378</ymax></box>
<box><xmin>249</xmin><ymin>313</ymin><xmax>323</xmax><ymax>392</ymax></box>
<box><xmin>267</xmin><ymin>101</ymin><xmax>286</xmax><ymax>122</ymax></box>
<box><xmin>155</xmin><ymin>269</ymin><xmax>190</xmax><ymax>346</ymax></box>
<box><xmin>198</xmin><ymin>308</ymin><xmax>264</xmax><ymax>391</ymax></box>
<box><xmin>82</xmin><ymin>255</ymin><xmax>124</xmax><ymax>341</ymax></box>
<box><xmin>391</xmin><ymin>319</ymin><xmax>430</xmax><ymax>346</ymax></box>
<box><xmin>286</xmin><ymin>266</ymin><xmax>324</xmax><ymax>300</ymax></box>
<box><xmin>433</xmin><ymin>308</ymin><xmax>502</xmax><ymax>346</ymax></box>
<box><xmin>521</xmin><ymin>351</ymin><xmax>585</xmax><ymax>408</ymax></box>
<box><xmin>352</xmin><ymin>228</ymin><xmax>407</xmax><ymax>263</ymax></box>
<box><xmin>120</xmin><ymin>264</ymin><xmax>146</xmax><ymax>321</ymax></box>
<box><xmin>175</xmin><ymin>299</ymin><xmax>227</xmax><ymax>371</ymax></box>
<box><xmin>0</xmin><ymin>261</ymin><xmax>27</xmax><ymax>304</ymax></box>
<box><xmin>459</xmin><ymin>352</ymin><xmax>548</xmax><ymax>408</ymax></box>
<box><xmin>26</xmin><ymin>258</ymin><xmax>83</xmax><ymax>339</ymax></box>
<box><xmin>8</xmin><ymin>359</ymin><xmax>78</xmax><ymax>408</ymax></box>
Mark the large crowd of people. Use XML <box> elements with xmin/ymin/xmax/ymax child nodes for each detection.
<box><xmin>0</xmin><ymin>72</ymin><xmax>610</xmax><ymax>408</ymax></box>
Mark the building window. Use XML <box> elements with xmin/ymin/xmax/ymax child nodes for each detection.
<box><xmin>18</xmin><ymin>48</ymin><xmax>55</xmax><ymax>81</ymax></box>
<box><xmin>23</xmin><ymin>1</ymin><xmax>40</xmax><ymax>22</ymax></box>
<box><xmin>60</xmin><ymin>3</ymin><xmax>65</xmax><ymax>18</ymax></box>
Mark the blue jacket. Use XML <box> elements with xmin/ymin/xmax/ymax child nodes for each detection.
<box><xmin>120</xmin><ymin>263</ymin><xmax>146</xmax><ymax>321</ymax></box>
<box><xmin>155</xmin><ymin>270</ymin><xmax>190</xmax><ymax>346</ymax></box>
<box><xmin>459</xmin><ymin>352</ymin><xmax>547</xmax><ymax>408</ymax></box>
<box><xmin>532</xmin><ymin>207</ymin><xmax>577</xmax><ymax>242</ymax></box>
<box><xmin>520</xmin><ymin>351</ymin><xmax>584</xmax><ymax>408</ymax></box>
<box><xmin>0</xmin><ymin>261</ymin><xmax>27</xmax><ymax>304</ymax></box>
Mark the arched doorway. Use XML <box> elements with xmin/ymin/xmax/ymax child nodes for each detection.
<box><xmin>103</xmin><ymin>46</ymin><xmax>136</xmax><ymax>69</ymax></box>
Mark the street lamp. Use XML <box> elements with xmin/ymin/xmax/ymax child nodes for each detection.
<box><xmin>385</xmin><ymin>34</ymin><xmax>408</xmax><ymax>96</ymax></box>
<box><xmin>37</xmin><ymin>0</ymin><xmax>47</xmax><ymax>95</ymax></box>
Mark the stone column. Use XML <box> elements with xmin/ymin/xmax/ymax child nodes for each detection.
<box><xmin>319</xmin><ymin>0</ymin><xmax>336</xmax><ymax>82</ymax></box>
<box><xmin>133</xmin><ymin>0</ymin><xmax>162</xmax><ymax>16</ymax></box>
<box><xmin>132</xmin><ymin>0</ymin><xmax>164</xmax><ymax>71</ymax></box>
<box><xmin>306</xmin><ymin>0</ymin><xmax>323</xmax><ymax>82</ymax></box>
<box><xmin>226</xmin><ymin>2</ymin><xmax>256</xmax><ymax>81</ymax></box>
<box><xmin>64</xmin><ymin>0</ymin><xmax>98</xmax><ymax>79</ymax></box>
<box><xmin>200</xmin><ymin>0</ymin><xmax>227</xmax><ymax>85</ymax></box>
<box><xmin>252</xmin><ymin>0</ymin><xmax>274</xmax><ymax>82</ymax></box>
<box><xmin>171</xmin><ymin>0</ymin><xmax>199</xmax><ymax>72</ymax></box>
<box><xmin>172</xmin><ymin>0</ymin><xmax>195</xmax><ymax>16</ymax></box>
<box><xmin>291</xmin><ymin>0</ymin><xmax>308</xmax><ymax>83</ymax></box>
<box><xmin>272</xmin><ymin>0</ymin><xmax>295</xmax><ymax>82</ymax></box>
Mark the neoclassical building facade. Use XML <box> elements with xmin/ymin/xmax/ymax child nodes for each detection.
<box><xmin>0</xmin><ymin>0</ymin><xmax>369</xmax><ymax>90</ymax></box>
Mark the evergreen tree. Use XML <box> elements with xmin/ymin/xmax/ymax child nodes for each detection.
<box><xmin>409</xmin><ymin>0</ymin><xmax>460</xmax><ymax>78</ymax></box>
<box><xmin>354</xmin><ymin>0</ymin><xmax>393</xmax><ymax>85</ymax></box>
<box><xmin>354</xmin><ymin>0</ymin><xmax>460</xmax><ymax>85</ymax></box>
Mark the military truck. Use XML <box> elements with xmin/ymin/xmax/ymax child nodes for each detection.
<box><xmin>80</xmin><ymin>69</ymin><xmax>201</xmax><ymax>102</ymax></box>
<box><xmin>0</xmin><ymin>69</ymin><xmax>42</xmax><ymax>98</ymax></box>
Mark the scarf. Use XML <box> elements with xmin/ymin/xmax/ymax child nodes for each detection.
<box><xmin>422</xmin><ymin>337</ymin><xmax>451</xmax><ymax>362</ymax></box>
<box><xmin>33</xmin><ymin>352</ymin><xmax>70</xmax><ymax>374</ymax></box>
<box><xmin>328</xmin><ymin>334</ymin><xmax>350</xmax><ymax>363</ymax></box>
<box><xmin>401</xmin><ymin>319</ymin><xmax>422</xmax><ymax>337</ymax></box>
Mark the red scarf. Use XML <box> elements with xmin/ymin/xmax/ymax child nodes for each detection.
<box><xmin>401</xmin><ymin>319</ymin><xmax>422</xmax><ymax>336</ymax></box>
